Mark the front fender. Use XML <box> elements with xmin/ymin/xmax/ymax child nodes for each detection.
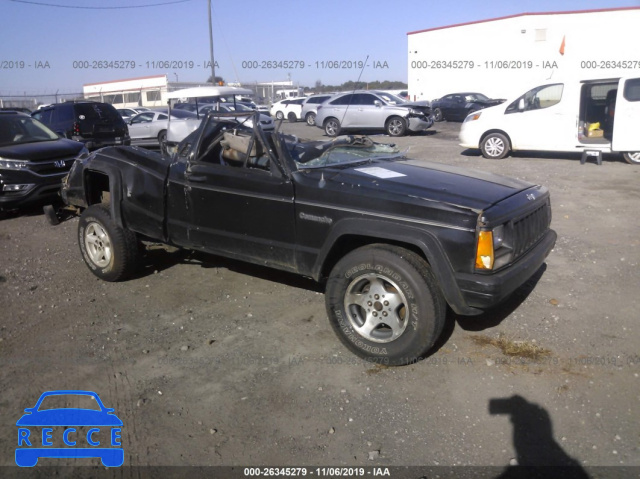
<box><xmin>312</xmin><ymin>218</ymin><xmax>481</xmax><ymax>316</ymax></box>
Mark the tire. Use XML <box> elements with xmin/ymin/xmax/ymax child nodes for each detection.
<box><xmin>324</xmin><ymin>118</ymin><xmax>341</xmax><ymax>137</ymax></box>
<box><xmin>287</xmin><ymin>112</ymin><xmax>297</xmax><ymax>123</ymax></box>
<box><xmin>433</xmin><ymin>108</ymin><xmax>443</xmax><ymax>122</ymax></box>
<box><xmin>480</xmin><ymin>132</ymin><xmax>510</xmax><ymax>159</ymax></box>
<box><xmin>623</xmin><ymin>152</ymin><xmax>640</xmax><ymax>165</ymax></box>
<box><xmin>43</xmin><ymin>204</ymin><xmax>60</xmax><ymax>225</ymax></box>
<box><xmin>78</xmin><ymin>203</ymin><xmax>139</xmax><ymax>281</ymax></box>
<box><xmin>305</xmin><ymin>112</ymin><xmax>316</xmax><ymax>126</ymax></box>
<box><xmin>275</xmin><ymin>111</ymin><xmax>284</xmax><ymax>120</ymax></box>
<box><xmin>386</xmin><ymin>116</ymin><xmax>407</xmax><ymax>137</ymax></box>
<box><xmin>157</xmin><ymin>129</ymin><xmax>167</xmax><ymax>147</ymax></box>
<box><xmin>325</xmin><ymin>244</ymin><xmax>446</xmax><ymax>366</ymax></box>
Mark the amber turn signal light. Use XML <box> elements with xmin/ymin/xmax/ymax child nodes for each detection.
<box><xmin>475</xmin><ymin>231</ymin><xmax>494</xmax><ymax>269</ymax></box>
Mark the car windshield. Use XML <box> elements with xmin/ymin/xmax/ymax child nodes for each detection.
<box><xmin>202</xmin><ymin>104</ymin><xmax>252</xmax><ymax>114</ymax></box>
<box><xmin>37</xmin><ymin>394</ymin><xmax>101</xmax><ymax>411</ymax></box>
<box><xmin>170</xmin><ymin>109</ymin><xmax>197</xmax><ymax>119</ymax></box>
<box><xmin>289</xmin><ymin>136</ymin><xmax>405</xmax><ymax>169</ymax></box>
<box><xmin>376</xmin><ymin>93</ymin><xmax>406</xmax><ymax>105</ymax></box>
<box><xmin>468</xmin><ymin>93</ymin><xmax>489</xmax><ymax>101</ymax></box>
<box><xmin>0</xmin><ymin>115</ymin><xmax>59</xmax><ymax>146</ymax></box>
<box><xmin>225</xmin><ymin>103</ymin><xmax>253</xmax><ymax>112</ymax></box>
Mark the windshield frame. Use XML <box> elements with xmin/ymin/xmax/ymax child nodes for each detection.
<box><xmin>287</xmin><ymin>135</ymin><xmax>406</xmax><ymax>171</ymax></box>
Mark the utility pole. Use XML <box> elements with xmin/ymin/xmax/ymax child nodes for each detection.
<box><xmin>208</xmin><ymin>0</ymin><xmax>216</xmax><ymax>84</ymax></box>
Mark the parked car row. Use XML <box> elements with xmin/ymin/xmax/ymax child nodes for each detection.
<box><xmin>164</xmin><ymin>86</ymin><xmax>276</xmax><ymax>152</ymax></box>
<box><xmin>271</xmin><ymin>92</ymin><xmax>433</xmax><ymax>137</ymax></box>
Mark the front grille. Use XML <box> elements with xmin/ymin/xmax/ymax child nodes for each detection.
<box><xmin>512</xmin><ymin>202</ymin><xmax>551</xmax><ymax>258</ymax></box>
<box><xmin>27</xmin><ymin>156</ymin><xmax>76</xmax><ymax>177</ymax></box>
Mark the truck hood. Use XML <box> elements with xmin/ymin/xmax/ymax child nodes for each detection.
<box><xmin>325</xmin><ymin>159</ymin><xmax>533</xmax><ymax>212</ymax></box>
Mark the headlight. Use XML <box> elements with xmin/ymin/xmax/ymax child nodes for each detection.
<box><xmin>475</xmin><ymin>230</ymin><xmax>495</xmax><ymax>270</ymax></box>
<box><xmin>464</xmin><ymin>111</ymin><xmax>482</xmax><ymax>122</ymax></box>
<box><xmin>475</xmin><ymin>224</ymin><xmax>510</xmax><ymax>270</ymax></box>
<box><xmin>493</xmin><ymin>225</ymin><xmax>505</xmax><ymax>250</ymax></box>
<box><xmin>0</xmin><ymin>157</ymin><xmax>28</xmax><ymax>170</ymax></box>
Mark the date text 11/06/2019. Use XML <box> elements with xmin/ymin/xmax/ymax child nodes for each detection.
<box><xmin>243</xmin><ymin>467</ymin><xmax>391</xmax><ymax>476</ymax></box>
<box><xmin>65</xmin><ymin>60</ymin><xmax>391</xmax><ymax>70</ymax></box>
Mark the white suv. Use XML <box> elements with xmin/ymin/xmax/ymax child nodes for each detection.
<box><xmin>301</xmin><ymin>94</ymin><xmax>333</xmax><ymax>126</ymax></box>
<box><xmin>270</xmin><ymin>98</ymin><xmax>306</xmax><ymax>122</ymax></box>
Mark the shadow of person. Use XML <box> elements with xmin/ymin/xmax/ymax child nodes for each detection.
<box><xmin>489</xmin><ymin>395</ymin><xmax>590</xmax><ymax>479</ymax></box>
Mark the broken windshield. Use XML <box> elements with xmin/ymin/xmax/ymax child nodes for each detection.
<box><xmin>289</xmin><ymin>136</ymin><xmax>405</xmax><ymax>169</ymax></box>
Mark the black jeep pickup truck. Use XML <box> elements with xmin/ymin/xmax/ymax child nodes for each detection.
<box><xmin>61</xmin><ymin>112</ymin><xmax>556</xmax><ymax>365</ymax></box>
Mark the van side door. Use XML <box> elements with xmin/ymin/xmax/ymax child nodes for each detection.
<box><xmin>611</xmin><ymin>77</ymin><xmax>640</xmax><ymax>154</ymax></box>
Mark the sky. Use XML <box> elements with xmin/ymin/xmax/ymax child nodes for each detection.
<box><xmin>1</xmin><ymin>0</ymin><xmax>638</xmax><ymax>96</ymax></box>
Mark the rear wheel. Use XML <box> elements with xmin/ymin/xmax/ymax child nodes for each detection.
<box><xmin>480</xmin><ymin>132</ymin><xmax>510</xmax><ymax>159</ymax></box>
<box><xmin>386</xmin><ymin>116</ymin><xmax>407</xmax><ymax>137</ymax></box>
<box><xmin>305</xmin><ymin>112</ymin><xmax>317</xmax><ymax>126</ymax></box>
<box><xmin>325</xmin><ymin>245</ymin><xmax>446</xmax><ymax>366</ymax></box>
<box><xmin>623</xmin><ymin>152</ymin><xmax>640</xmax><ymax>164</ymax></box>
<box><xmin>324</xmin><ymin>118</ymin><xmax>341</xmax><ymax>137</ymax></box>
<box><xmin>78</xmin><ymin>203</ymin><xmax>139</xmax><ymax>281</ymax></box>
<box><xmin>287</xmin><ymin>112</ymin><xmax>297</xmax><ymax>123</ymax></box>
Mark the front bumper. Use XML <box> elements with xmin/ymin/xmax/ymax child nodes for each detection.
<box><xmin>455</xmin><ymin>229</ymin><xmax>557</xmax><ymax>310</ymax></box>
<box><xmin>458</xmin><ymin>121</ymin><xmax>482</xmax><ymax>149</ymax></box>
<box><xmin>407</xmin><ymin>115</ymin><xmax>434</xmax><ymax>132</ymax></box>
<box><xmin>0</xmin><ymin>170</ymin><xmax>67</xmax><ymax>209</ymax></box>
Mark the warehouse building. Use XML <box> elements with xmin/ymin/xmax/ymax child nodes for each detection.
<box><xmin>82</xmin><ymin>75</ymin><xmax>295</xmax><ymax>107</ymax></box>
<box><xmin>407</xmin><ymin>7</ymin><xmax>640</xmax><ymax>102</ymax></box>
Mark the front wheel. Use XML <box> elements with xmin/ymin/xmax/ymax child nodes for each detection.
<box><xmin>623</xmin><ymin>152</ymin><xmax>640</xmax><ymax>165</ymax></box>
<box><xmin>324</xmin><ymin>118</ymin><xmax>341</xmax><ymax>137</ymax></box>
<box><xmin>157</xmin><ymin>130</ymin><xmax>167</xmax><ymax>149</ymax></box>
<box><xmin>78</xmin><ymin>204</ymin><xmax>139</xmax><ymax>281</ymax></box>
<box><xmin>325</xmin><ymin>245</ymin><xmax>446</xmax><ymax>366</ymax></box>
<box><xmin>275</xmin><ymin>111</ymin><xmax>284</xmax><ymax>120</ymax></box>
<box><xmin>386</xmin><ymin>116</ymin><xmax>407</xmax><ymax>137</ymax></box>
<box><xmin>305</xmin><ymin>112</ymin><xmax>316</xmax><ymax>126</ymax></box>
<box><xmin>433</xmin><ymin>108</ymin><xmax>443</xmax><ymax>122</ymax></box>
<box><xmin>480</xmin><ymin>132</ymin><xmax>510</xmax><ymax>159</ymax></box>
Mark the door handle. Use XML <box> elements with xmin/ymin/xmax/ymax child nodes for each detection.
<box><xmin>186</xmin><ymin>174</ymin><xmax>207</xmax><ymax>182</ymax></box>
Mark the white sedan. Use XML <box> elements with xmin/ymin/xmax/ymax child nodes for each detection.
<box><xmin>128</xmin><ymin>109</ymin><xmax>196</xmax><ymax>147</ymax></box>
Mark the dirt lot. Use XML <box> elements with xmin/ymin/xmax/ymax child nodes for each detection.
<box><xmin>1</xmin><ymin>121</ymin><xmax>639</xmax><ymax>477</ymax></box>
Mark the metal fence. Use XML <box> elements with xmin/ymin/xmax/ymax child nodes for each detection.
<box><xmin>0</xmin><ymin>92</ymin><xmax>84</xmax><ymax>111</ymax></box>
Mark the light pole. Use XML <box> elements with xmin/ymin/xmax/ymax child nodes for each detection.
<box><xmin>208</xmin><ymin>0</ymin><xmax>216</xmax><ymax>84</ymax></box>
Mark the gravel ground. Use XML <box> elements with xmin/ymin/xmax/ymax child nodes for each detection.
<box><xmin>1</xmin><ymin>120</ymin><xmax>639</xmax><ymax>477</ymax></box>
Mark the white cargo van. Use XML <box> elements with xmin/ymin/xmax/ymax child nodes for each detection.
<box><xmin>459</xmin><ymin>76</ymin><xmax>640</xmax><ymax>164</ymax></box>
